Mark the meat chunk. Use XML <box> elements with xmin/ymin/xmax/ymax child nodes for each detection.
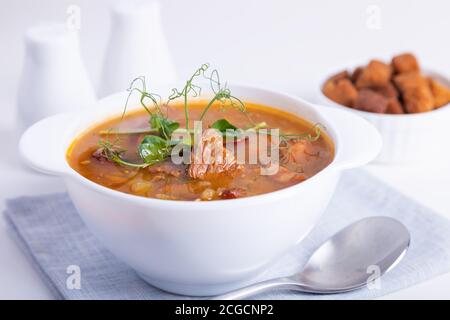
<box><xmin>356</xmin><ymin>60</ymin><xmax>392</xmax><ymax>89</ymax></box>
<box><xmin>188</xmin><ymin>129</ymin><xmax>241</xmax><ymax>180</ymax></box>
<box><xmin>270</xmin><ymin>166</ymin><xmax>305</xmax><ymax>184</ymax></box>
<box><xmin>281</xmin><ymin>140</ymin><xmax>309</xmax><ymax>164</ymax></box>
<box><xmin>354</xmin><ymin>89</ymin><xmax>389</xmax><ymax>113</ymax></box>
<box><xmin>429</xmin><ymin>78</ymin><xmax>450</xmax><ymax>108</ymax></box>
<box><xmin>92</xmin><ymin>148</ymin><xmax>109</xmax><ymax>162</ymax></box>
<box><xmin>392</xmin><ymin>53</ymin><xmax>419</xmax><ymax>74</ymax></box>
<box><xmin>197</xmin><ymin>187</ymin><xmax>247</xmax><ymax>201</ymax></box>
<box><xmin>148</xmin><ymin>161</ymin><xmax>184</xmax><ymax>177</ymax></box>
<box><xmin>322</xmin><ymin>78</ymin><xmax>358</xmax><ymax>107</ymax></box>
<box><xmin>218</xmin><ymin>188</ymin><xmax>246</xmax><ymax>199</ymax></box>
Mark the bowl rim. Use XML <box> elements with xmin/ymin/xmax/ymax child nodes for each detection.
<box><xmin>317</xmin><ymin>64</ymin><xmax>450</xmax><ymax>120</ymax></box>
<box><xmin>63</xmin><ymin>84</ymin><xmax>343</xmax><ymax>208</ymax></box>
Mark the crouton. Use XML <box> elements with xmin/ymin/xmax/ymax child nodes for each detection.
<box><xmin>429</xmin><ymin>78</ymin><xmax>450</xmax><ymax>108</ymax></box>
<box><xmin>356</xmin><ymin>60</ymin><xmax>392</xmax><ymax>88</ymax></box>
<box><xmin>403</xmin><ymin>86</ymin><xmax>435</xmax><ymax>113</ymax></box>
<box><xmin>394</xmin><ymin>72</ymin><xmax>428</xmax><ymax>91</ymax></box>
<box><xmin>392</xmin><ymin>53</ymin><xmax>419</xmax><ymax>74</ymax></box>
<box><xmin>322</xmin><ymin>78</ymin><xmax>358</xmax><ymax>107</ymax></box>
<box><xmin>351</xmin><ymin>67</ymin><xmax>363</xmax><ymax>83</ymax></box>
<box><xmin>354</xmin><ymin>89</ymin><xmax>389</xmax><ymax>113</ymax></box>
<box><xmin>386</xmin><ymin>97</ymin><xmax>404</xmax><ymax>114</ymax></box>
<box><xmin>372</xmin><ymin>83</ymin><xmax>399</xmax><ymax>98</ymax></box>
<box><xmin>394</xmin><ymin>72</ymin><xmax>434</xmax><ymax>113</ymax></box>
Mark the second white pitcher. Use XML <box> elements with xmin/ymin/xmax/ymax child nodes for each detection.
<box><xmin>98</xmin><ymin>0</ymin><xmax>177</xmax><ymax>97</ymax></box>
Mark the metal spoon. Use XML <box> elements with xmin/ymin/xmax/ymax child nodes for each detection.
<box><xmin>213</xmin><ymin>216</ymin><xmax>410</xmax><ymax>300</ymax></box>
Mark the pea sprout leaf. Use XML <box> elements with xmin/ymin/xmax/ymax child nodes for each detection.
<box><xmin>211</xmin><ymin>119</ymin><xmax>238</xmax><ymax>132</ymax></box>
<box><xmin>150</xmin><ymin>114</ymin><xmax>180</xmax><ymax>140</ymax></box>
<box><xmin>138</xmin><ymin>135</ymin><xmax>171</xmax><ymax>165</ymax></box>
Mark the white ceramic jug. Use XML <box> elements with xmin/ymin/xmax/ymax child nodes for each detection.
<box><xmin>98</xmin><ymin>0</ymin><xmax>177</xmax><ymax>97</ymax></box>
<box><xmin>16</xmin><ymin>22</ymin><xmax>96</xmax><ymax>132</ymax></box>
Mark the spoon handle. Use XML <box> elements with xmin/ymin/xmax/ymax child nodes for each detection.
<box><xmin>211</xmin><ymin>277</ymin><xmax>299</xmax><ymax>300</ymax></box>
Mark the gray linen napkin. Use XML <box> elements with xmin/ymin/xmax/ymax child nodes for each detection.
<box><xmin>4</xmin><ymin>169</ymin><xmax>450</xmax><ymax>300</ymax></box>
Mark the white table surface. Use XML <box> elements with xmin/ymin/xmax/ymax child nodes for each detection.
<box><xmin>1</xmin><ymin>122</ymin><xmax>450</xmax><ymax>300</ymax></box>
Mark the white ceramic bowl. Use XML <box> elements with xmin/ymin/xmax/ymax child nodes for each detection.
<box><xmin>317</xmin><ymin>66</ymin><xmax>450</xmax><ymax>164</ymax></box>
<box><xmin>19</xmin><ymin>85</ymin><xmax>381</xmax><ymax>296</ymax></box>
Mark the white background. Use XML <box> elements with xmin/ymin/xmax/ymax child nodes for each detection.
<box><xmin>0</xmin><ymin>0</ymin><xmax>449</xmax><ymax>299</ymax></box>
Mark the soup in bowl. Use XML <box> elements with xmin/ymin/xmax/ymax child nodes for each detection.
<box><xmin>20</xmin><ymin>84</ymin><xmax>381</xmax><ymax>296</ymax></box>
<box><xmin>67</xmin><ymin>100</ymin><xmax>334</xmax><ymax>201</ymax></box>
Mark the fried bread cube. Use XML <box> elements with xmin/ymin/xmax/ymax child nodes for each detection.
<box><xmin>429</xmin><ymin>78</ymin><xmax>450</xmax><ymax>108</ymax></box>
<box><xmin>322</xmin><ymin>77</ymin><xmax>358</xmax><ymax>107</ymax></box>
<box><xmin>372</xmin><ymin>83</ymin><xmax>399</xmax><ymax>98</ymax></box>
<box><xmin>394</xmin><ymin>72</ymin><xmax>428</xmax><ymax>91</ymax></box>
<box><xmin>354</xmin><ymin>89</ymin><xmax>389</xmax><ymax>113</ymax></box>
<box><xmin>394</xmin><ymin>72</ymin><xmax>434</xmax><ymax>113</ymax></box>
<box><xmin>351</xmin><ymin>67</ymin><xmax>363</xmax><ymax>83</ymax></box>
<box><xmin>386</xmin><ymin>97</ymin><xmax>404</xmax><ymax>114</ymax></box>
<box><xmin>402</xmin><ymin>86</ymin><xmax>434</xmax><ymax>113</ymax></box>
<box><xmin>356</xmin><ymin>60</ymin><xmax>392</xmax><ymax>88</ymax></box>
<box><xmin>392</xmin><ymin>53</ymin><xmax>420</xmax><ymax>74</ymax></box>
